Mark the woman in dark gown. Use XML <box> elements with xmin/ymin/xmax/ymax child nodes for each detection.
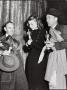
<box><xmin>23</xmin><ymin>15</ymin><xmax>50</xmax><ymax>90</ymax></box>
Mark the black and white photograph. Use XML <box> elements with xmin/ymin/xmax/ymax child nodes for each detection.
<box><xmin>0</xmin><ymin>0</ymin><xmax>67</xmax><ymax>90</ymax></box>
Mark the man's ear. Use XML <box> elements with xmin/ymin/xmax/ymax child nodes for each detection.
<box><xmin>4</xmin><ymin>27</ymin><xmax>6</xmax><ymax>31</ymax></box>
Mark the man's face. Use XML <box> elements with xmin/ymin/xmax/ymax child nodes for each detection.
<box><xmin>28</xmin><ymin>19</ymin><xmax>38</xmax><ymax>30</ymax></box>
<box><xmin>6</xmin><ymin>23</ymin><xmax>14</xmax><ymax>36</ymax></box>
<box><xmin>46</xmin><ymin>14</ymin><xmax>57</xmax><ymax>27</ymax></box>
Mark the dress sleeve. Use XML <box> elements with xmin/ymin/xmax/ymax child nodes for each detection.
<box><xmin>23</xmin><ymin>44</ymin><xmax>31</xmax><ymax>53</ymax></box>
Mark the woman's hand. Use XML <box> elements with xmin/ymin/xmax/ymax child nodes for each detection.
<box><xmin>26</xmin><ymin>39</ymin><xmax>32</xmax><ymax>46</ymax></box>
<box><xmin>27</xmin><ymin>30</ymin><xmax>31</xmax><ymax>39</ymax></box>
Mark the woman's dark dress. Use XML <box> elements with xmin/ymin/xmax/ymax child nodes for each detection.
<box><xmin>25</xmin><ymin>29</ymin><xmax>50</xmax><ymax>90</ymax></box>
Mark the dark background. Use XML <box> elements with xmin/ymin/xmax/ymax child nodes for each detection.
<box><xmin>47</xmin><ymin>0</ymin><xmax>67</xmax><ymax>24</ymax></box>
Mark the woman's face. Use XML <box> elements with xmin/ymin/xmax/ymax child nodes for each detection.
<box><xmin>28</xmin><ymin>19</ymin><xmax>38</xmax><ymax>30</ymax></box>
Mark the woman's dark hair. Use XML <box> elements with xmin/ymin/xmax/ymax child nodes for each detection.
<box><xmin>24</xmin><ymin>15</ymin><xmax>44</xmax><ymax>32</ymax></box>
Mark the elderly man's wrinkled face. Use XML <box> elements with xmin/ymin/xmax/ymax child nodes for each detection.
<box><xmin>46</xmin><ymin>14</ymin><xmax>57</xmax><ymax>27</ymax></box>
<box><xmin>5</xmin><ymin>23</ymin><xmax>15</xmax><ymax>36</ymax></box>
<box><xmin>28</xmin><ymin>19</ymin><xmax>38</xmax><ymax>30</ymax></box>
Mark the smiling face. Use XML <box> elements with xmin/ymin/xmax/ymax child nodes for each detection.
<box><xmin>5</xmin><ymin>23</ymin><xmax>15</xmax><ymax>36</ymax></box>
<box><xmin>28</xmin><ymin>19</ymin><xmax>38</xmax><ymax>30</ymax></box>
<box><xmin>46</xmin><ymin>14</ymin><xmax>58</xmax><ymax>27</ymax></box>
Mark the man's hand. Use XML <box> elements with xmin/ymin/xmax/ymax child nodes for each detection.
<box><xmin>3</xmin><ymin>50</ymin><xmax>10</xmax><ymax>55</ymax></box>
<box><xmin>45</xmin><ymin>41</ymin><xmax>55</xmax><ymax>49</ymax></box>
<box><xmin>3</xmin><ymin>47</ymin><xmax>12</xmax><ymax>55</ymax></box>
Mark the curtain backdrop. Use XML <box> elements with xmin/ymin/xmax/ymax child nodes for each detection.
<box><xmin>0</xmin><ymin>0</ymin><xmax>47</xmax><ymax>43</ymax></box>
<box><xmin>0</xmin><ymin>0</ymin><xmax>47</xmax><ymax>67</ymax></box>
